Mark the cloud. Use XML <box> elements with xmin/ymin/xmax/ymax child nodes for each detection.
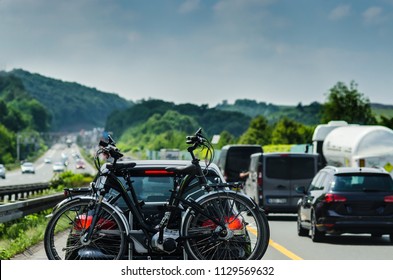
<box><xmin>178</xmin><ymin>0</ymin><xmax>200</xmax><ymax>14</ymax></box>
<box><xmin>363</xmin><ymin>6</ymin><xmax>383</xmax><ymax>24</ymax></box>
<box><xmin>329</xmin><ymin>4</ymin><xmax>351</xmax><ymax>21</ymax></box>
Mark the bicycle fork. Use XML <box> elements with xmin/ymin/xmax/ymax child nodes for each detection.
<box><xmin>81</xmin><ymin>195</ymin><xmax>104</xmax><ymax>245</ymax></box>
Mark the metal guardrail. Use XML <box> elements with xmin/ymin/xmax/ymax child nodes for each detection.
<box><xmin>0</xmin><ymin>183</ymin><xmax>50</xmax><ymax>201</ymax></box>
<box><xmin>0</xmin><ymin>193</ymin><xmax>64</xmax><ymax>223</ymax></box>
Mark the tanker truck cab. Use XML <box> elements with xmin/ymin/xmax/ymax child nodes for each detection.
<box><xmin>244</xmin><ymin>152</ymin><xmax>319</xmax><ymax>214</ymax></box>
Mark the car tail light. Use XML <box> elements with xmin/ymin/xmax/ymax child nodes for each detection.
<box><xmin>226</xmin><ymin>216</ymin><xmax>243</xmax><ymax>230</ymax></box>
<box><xmin>384</xmin><ymin>195</ymin><xmax>393</xmax><ymax>203</ymax></box>
<box><xmin>201</xmin><ymin>216</ymin><xmax>243</xmax><ymax>230</ymax></box>
<box><xmin>257</xmin><ymin>171</ymin><xmax>263</xmax><ymax>187</ymax></box>
<box><xmin>144</xmin><ymin>170</ymin><xmax>174</xmax><ymax>175</ymax></box>
<box><xmin>75</xmin><ymin>214</ymin><xmax>92</xmax><ymax>230</ymax></box>
<box><xmin>324</xmin><ymin>193</ymin><xmax>347</xmax><ymax>203</ymax></box>
<box><xmin>74</xmin><ymin>215</ymin><xmax>116</xmax><ymax>230</ymax></box>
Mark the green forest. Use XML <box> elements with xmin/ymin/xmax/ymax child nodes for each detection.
<box><xmin>1</xmin><ymin>69</ymin><xmax>393</xmax><ymax>165</ymax></box>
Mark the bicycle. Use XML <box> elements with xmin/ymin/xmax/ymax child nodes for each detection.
<box><xmin>44</xmin><ymin>128</ymin><xmax>270</xmax><ymax>260</ymax></box>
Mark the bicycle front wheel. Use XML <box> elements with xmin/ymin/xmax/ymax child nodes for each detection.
<box><xmin>182</xmin><ymin>191</ymin><xmax>270</xmax><ymax>260</ymax></box>
<box><xmin>44</xmin><ymin>199</ymin><xmax>127</xmax><ymax>260</ymax></box>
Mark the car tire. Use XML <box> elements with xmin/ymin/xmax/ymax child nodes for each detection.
<box><xmin>311</xmin><ymin>212</ymin><xmax>324</xmax><ymax>242</ymax></box>
<box><xmin>297</xmin><ymin>213</ymin><xmax>308</xmax><ymax>237</ymax></box>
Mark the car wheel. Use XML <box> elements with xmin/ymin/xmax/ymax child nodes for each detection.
<box><xmin>297</xmin><ymin>213</ymin><xmax>308</xmax><ymax>237</ymax></box>
<box><xmin>311</xmin><ymin>212</ymin><xmax>324</xmax><ymax>242</ymax></box>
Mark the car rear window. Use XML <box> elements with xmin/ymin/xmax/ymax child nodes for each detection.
<box><xmin>333</xmin><ymin>173</ymin><xmax>393</xmax><ymax>192</ymax></box>
<box><xmin>226</xmin><ymin>148</ymin><xmax>261</xmax><ymax>173</ymax></box>
<box><xmin>108</xmin><ymin>168</ymin><xmax>222</xmax><ymax>207</ymax></box>
<box><xmin>265</xmin><ymin>157</ymin><xmax>316</xmax><ymax>180</ymax></box>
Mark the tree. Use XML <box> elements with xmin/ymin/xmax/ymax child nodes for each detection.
<box><xmin>238</xmin><ymin>115</ymin><xmax>271</xmax><ymax>145</ymax></box>
<box><xmin>378</xmin><ymin>115</ymin><xmax>393</xmax><ymax>130</ymax></box>
<box><xmin>216</xmin><ymin>130</ymin><xmax>236</xmax><ymax>149</ymax></box>
<box><xmin>321</xmin><ymin>81</ymin><xmax>376</xmax><ymax>124</ymax></box>
<box><xmin>271</xmin><ymin>117</ymin><xmax>313</xmax><ymax>144</ymax></box>
<box><xmin>0</xmin><ymin>124</ymin><xmax>15</xmax><ymax>164</ymax></box>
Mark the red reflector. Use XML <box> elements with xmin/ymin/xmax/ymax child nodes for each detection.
<box><xmin>144</xmin><ymin>170</ymin><xmax>173</xmax><ymax>175</ymax></box>
<box><xmin>384</xmin><ymin>195</ymin><xmax>393</xmax><ymax>203</ymax></box>
<box><xmin>325</xmin><ymin>193</ymin><xmax>347</xmax><ymax>203</ymax></box>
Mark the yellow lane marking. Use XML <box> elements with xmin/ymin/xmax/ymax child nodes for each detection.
<box><xmin>268</xmin><ymin>239</ymin><xmax>303</xmax><ymax>260</ymax></box>
<box><xmin>247</xmin><ymin>226</ymin><xmax>303</xmax><ymax>260</ymax></box>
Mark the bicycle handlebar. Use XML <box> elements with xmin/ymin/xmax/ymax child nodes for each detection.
<box><xmin>186</xmin><ymin>128</ymin><xmax>206</xmax><ymax>146</ymax></box>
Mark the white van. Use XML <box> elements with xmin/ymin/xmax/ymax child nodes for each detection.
<box><xmin>244</xmin><ymin>152</ymin><xmax>319</xmax><ymax>214</ymax></box>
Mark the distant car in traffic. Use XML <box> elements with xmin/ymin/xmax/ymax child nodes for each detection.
<box><xmin>44</xmin><ymin>158</ymin><xmax>52</xmax><ymax>164</ymax></box>
<box><xmin>0</xmin><ymin>164</ymin><xmax>6</xmax><ymax>179</ymax></box>
<box><xmin>243</xmin><ymin>152</ymin><xmax>319</xmax><ymax>214</ymax></box>
<box><xmin>21</xmin><ymin>162</ymin><xmax>35</xmax><ymax>174</ymax></box>
<box><xmin>296</xmin><ymin>166</ymin><xmax>393</xmax><ymax>243</ymax></box>
<box><xmin>53</xmin><ymin>162</ymin><xmax>65</xmax><ymax>173</ymax></box>
<box><xmin>75</xmin><ymin>160</ymin><xmax>86</xmax><ymax>169</ymax></box>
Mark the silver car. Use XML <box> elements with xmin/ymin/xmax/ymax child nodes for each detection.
<box><xmin>21</xmin><ymin>162</ymin><xmax>35</xmax><ymax>174</ymax></box>
<box><xmin>0</xmin><ymin>164</ymin><xmax>6</xmax><ymax>179</ymax></box>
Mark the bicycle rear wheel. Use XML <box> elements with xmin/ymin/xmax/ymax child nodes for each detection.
<box><xmin>182</xmin><ymin>191</ymin><xmax>269</xmax><ymax>260</ymax></box>
<box><xmin>44</xmin><ymin>199</ymin><xmax>127</xmax><ymax>260</ymax></box>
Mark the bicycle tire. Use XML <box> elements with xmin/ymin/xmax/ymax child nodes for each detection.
<box><xmin>182</xmin><ymin>191</ymin><xmax>270</xmax><ymax>260</ymax></box>
<box><xmin>44</xmin><ymin>199</ymin><xmax>127</xmax><ymax>260</ymax></box>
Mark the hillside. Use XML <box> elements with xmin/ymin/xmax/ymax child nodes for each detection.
<box><xmin>215</xmin><ymin>99</ymin><xmax>393</xmax><ymax>125</ymax></box>
<box><xmin>105</xmin><ymin>99</ymin><xmax>251</xmax><ymax>139</ymax></box>
<box><xmin>3</xmin><ymin>69</ymin><xmax>393</xmax><ymax>134</ymax></box>
<box><xmin>0</xmin><ymin>69</ymin><xmax>132</xmax><ymax>131</ymax></box>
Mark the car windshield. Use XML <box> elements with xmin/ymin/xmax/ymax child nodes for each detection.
<box><xmin>333</xmin><ymin>173</ymin><xmax>393</xmax><ymax>192</ymax></box>
<box><xmin>23</xmin><ymin>163</ymin><xmax>33</xmax><ymax>166</ymax></box>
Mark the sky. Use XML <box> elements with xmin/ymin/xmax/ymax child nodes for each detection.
<box><xmin>1</xmin><ymin>0</ymin><xmax>393</xmax><ymax>107</ymax></box>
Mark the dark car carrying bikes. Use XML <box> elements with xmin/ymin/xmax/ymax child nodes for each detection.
<box><xmin>44</xmin><ymin>128</ymin><xmax>270</xmax><ymax>260</ymax></box>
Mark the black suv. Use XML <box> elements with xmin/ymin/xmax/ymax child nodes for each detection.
<box><xmin>296</xmin><ymin>166</ymin><xmax>393</xmax><ymax>242</ymax></box>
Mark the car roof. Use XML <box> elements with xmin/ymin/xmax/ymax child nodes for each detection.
<box><xmin>105</xmin><ymin>160</ymin><xmax>223</xmax><ymax>177</ymax></box>
<box><xmin>117</xmin><ymin>159</ymin><xmax>216</xmax><ymax>167</ymax></box>
<box><xmin>263</xmin><ymin>152</ymin><xmax>319</xmax><ymax>157</ymax></box>
<box><xmin>322</xmin><ymin>166</ymin><xmax>389</xmax><ymax>175</ymax></box>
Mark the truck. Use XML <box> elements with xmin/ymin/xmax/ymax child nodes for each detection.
<box><xmin>321</xmin><ymin>125</ymin><xmax>393</xmax><ymax>175</ymax></box>
<box><xmin>311</xmin><ymin>120</ymin><xmax>349</xmax><ymax>167</ymax></box>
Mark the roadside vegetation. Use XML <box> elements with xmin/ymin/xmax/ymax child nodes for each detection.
<box><xmin>0</xmin><ymin>171</ymin><xmax>93</xmax><ymax>259</ymax></box>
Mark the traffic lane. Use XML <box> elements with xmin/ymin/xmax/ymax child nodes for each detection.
<box><xmin>0</xmin><ymin>145</ymin><xmax>95</xmax><ymax>187</ymax></box>
<box><xmin>266</xmin><ymin>214</ymin><xmax>393</xmax><ymax>260</ymax></box>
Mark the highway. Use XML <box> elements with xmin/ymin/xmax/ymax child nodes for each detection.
<box><xmin>4</xmin><ymin>145</ymin><xmax>392</xmax><ymax>260</ymax></box>
<box><xmin>0</xmin><ymin>143</ymin><xmax>95</xmax><ymax>187</ymax></box>
<box><xmin>11</xmin><ymin>213</ymin><xmax>393</xmax><ymax>260</ymax></box>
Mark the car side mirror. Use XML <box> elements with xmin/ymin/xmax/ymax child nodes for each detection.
<box><xmin>295</xmin><ymin>186</ymin><xmax>306</xmax><ymax>194</ymax></box>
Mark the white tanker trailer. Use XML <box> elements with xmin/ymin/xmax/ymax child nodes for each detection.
<box><xmin>322</xmin><ymin>125</ymin><xmax>393</xmax><ymax>175</ymax></box>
